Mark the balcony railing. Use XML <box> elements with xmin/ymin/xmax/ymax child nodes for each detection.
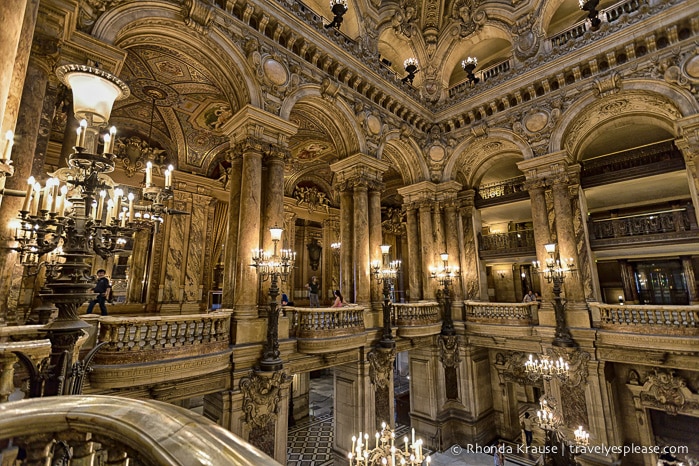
<box><xmin>549</xmin><ymin>0</ymin><xmax>643</xmax><ymax>48</ymax></box>
<box><xmin>465</xmin><ymin>301</ymin><xmax>540</xmax><ymax>326</ymax></box>
<box><xmin>392</xmin><ymin>302</ymin><xmax>442</xmax><ymax>338</ymax></box>
<box><xmin>475</xmin><ymin>175</ymin><xmax>528</xmax><ymax>208</ymax></box>
<box><xmin>95</xmin><ymin>311</ymin><xmax>231</xmax><ymax>364</ymax></box>
<box><xmin>590</xmin><ymin>303</ymin><xmax>699</xmax><ymax>336</ymax></box>
<box><xmin>448</xmin><ymin>57</ymin><xmax>514</xmax><ymax>97</ymax></box>
<box><xmin>0</xmin><ymin>395</ymin><xmax>278</xmax><ymax>465</ymax></box>
<box><xmin>289</xmin><ymin>306</ymin><xmax>367</xmax><ymax>353</ymax></box>
<box><xmin>581</xmin><ymin>140</ymin><xmax>685</xmax><ymax>188</ymax></box>
<box><xmin>478</xmin><ymin>229</ymin><xmax>536</xmax><ymax>258</ymax></box>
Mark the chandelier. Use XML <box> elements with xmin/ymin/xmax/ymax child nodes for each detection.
<box><xmin>535</xmin><ymin>398</ymin><xmax>561</xmax><ymax>431</ymax></box>
<box><xmin>429</xmin><ymin>252</ymin><xmax>459</xmax><ymax>288</ymax></box>
<box><xmin>402</xmin><ymin>58</ymin><xmax>419</xmax><ymax>85</ymax></box>
<box><xmin>574</xmin><ymin>425</ymin><xmax>590</xmax><ymax>445</ymax></box>
<box><xmin>349</xmin><ymin>422</ymin><xmax>430</xmax><ymax>466</ymax></box>
<box><xmin>524</xmin><ymin>354</ymin><xmax>569</xmax><ymax>382</ymax></box>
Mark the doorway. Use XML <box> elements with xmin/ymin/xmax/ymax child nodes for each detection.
<box><xmin>635</xmin><ymin>260</ymin><xmax>689</xmax><ymax>305</ymax></box>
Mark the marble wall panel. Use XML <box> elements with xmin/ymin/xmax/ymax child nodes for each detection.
<box><xmin>162</xmin><ymin>195</ymin><xmax>188</xmax><ymax>303</ymax></box>
<box><xmin>184</xmin><ymin>195</ymin><xmax>209</xmax><ymax>303</ymax></box>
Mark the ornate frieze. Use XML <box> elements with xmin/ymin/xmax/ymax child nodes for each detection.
<box><xmin>368</xmin><ymin>347</ymin><xmax>396</xmax><ymax>389</ymax></box>
<box><xmin>439</xmin><ymin>334</ymin><xmax>461</xmax><ymax>368</ymax></box>
<box><xmin>494</xmin><ymin>351</ymin><xmax>531</xmax><ymax>385</ymax></box>
<box><xmin>240</xmin><ymin>370</ymin><xmax>292</xmax><ymax>429</ymax></box>
<box><xmin>628</xmin><ymin>369</ymin><xmax>699</xmax><ymax>415</ymax></box>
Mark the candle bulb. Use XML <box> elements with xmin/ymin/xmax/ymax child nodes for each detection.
<box><xmin>164</xmin><ymin>168</ymin><xmax>172</xmax><ymax>189</ymax></box>
<box><xmin>105</xmin><ymin>199</ymin><xmax>114</xmax><ymax>224</ymax></box>
<box><xmin>76</xmin><ymin>126</ymin><xmax>82</xmax><ymax>148</ymax></box>
<box><xmin>120</xmin><ymin>208</ymin><xmax>127</xmax><ymax>227</ymax></box>
<box><xmin>56</xmin><ymin>185</ymin><xmax>67</xmax><ymax>217</ymax></box>
<box><xmin>114</xmin><ymin>188</ymin><xmax>123</xmax><ymax>220</ymax></box>
<box><xmin>2</xmin><ymin>130</ymin><xmax>13</xmax><ymax>161</ymax></box>
<box><xmin>146</xmin><ymin>161</ymin><xmax>153</xmax><ymax>186</ymax></box>
<box><xmin>128</xmin><ymin>192</ymin><xmax>135</xmax><ymax>223</ymax></box>
<box><xmin>21</xmin><ymin>176</ymin><xmax>35</xmax><ymax>212</ymax></box>
<box><xmin>96</xmin><ymin>190</ymin><xmax>106</xmax><ymax>221</ymax></box>
<box><xmin>109</xmin><ymin>126</ymin><xmax>117</xmax><ymax>153</ymax></box>
<box><xmin>30</xmin><ymin>182</ymin><xmax>41</xmax><ymax>216</ymax></box>
<box><xmin>77</xmin><ymin>119</ymin><xmax>87</xmax><ymax>147</ymax></box>
<box><xmin>103</xmin><ymin>133</ymin><xmax>111</xmax><ymax>154</ymax></box>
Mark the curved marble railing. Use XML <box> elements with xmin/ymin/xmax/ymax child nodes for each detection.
<box><xmin>590</xmin><ymin>303</ymin><xmax>699</xmax><ymax>335</ymax></box>
<box><xmin>464</xmin><ymin>301</ymin><xmax>539</xmax><ymax>326</ymax></box>
<box><xmin>95</xmin><ymin>311</ymin><xmax>231</xmax><ymax>363</ymax></box>
<box><xmin>288</xmin><ymin>306</ymin><xmax>367</xmax><ymax>353</ymax></box>
<box><xmin>90</xmin><ymin>311</ymin><xmax>233</xmax><ymax>389</ymax></box>
<box><xmin>392</xmin><ymin>302</ymin><xmax>442</xmax><ymax>338</ymax></box>
<box><xmin>0</xmin><ymin>395</ymin><xmax>278</xmax><ymax>465</ymax></box>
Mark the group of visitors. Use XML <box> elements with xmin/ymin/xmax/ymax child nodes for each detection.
<box><xmin>280</xmin><ymin>276</ymin><xmax>346</xmax><ymax>308</ymax></box>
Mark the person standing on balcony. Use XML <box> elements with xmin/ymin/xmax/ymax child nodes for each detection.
<box><xmin>306</xmin><ymin>276</ymin><xmax>320</xmax><ymax>307</ymax></box>
<box><xmin>522</xmin><ymin>289</ymin><xmax>535</xmax><ymax>303</ymax></box>
<box><xmin>86</xmin><ymin>269</ymin><xmax>111</xmax><ymax>316</ymax></box>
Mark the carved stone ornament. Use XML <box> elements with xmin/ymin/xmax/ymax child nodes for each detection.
<box><xmin>239</xmin><ymin>370</ymin><xmax>291</xmax><ymax>429</ymax></box>
<box><xmin>183</xmin><ymin>0</ymin><xmax>215</xmax><ymax>34</ymax></box>
<box><xmin>439</xmin><ymin>334</ymin><xmax>461</xmax><ymax>368</ymax></box>
<box><xmin>634</xmin><ymin>370</ymin><xmax>699</xmax><ymax>415</ymax></box>
<box><xmin>494</xmin><ymin>351</ymin><xmax>531</xmax><ymax>385</ymax></box>
<box><xmin>381</xmin><ymin>206</ymin><xmax>405</xmax><ymax>235</ymax></box>
<box><xmin>368</xmin><ymin>347</ymin><xmax>396</xmax><ymax>390</ymax></box>
<box><xmin>548</xmin><ymin>346</ymin><xmax>590</xmax><ymax>388</ymax></box>
<box><xmin>512</xmin><ymin>14</ymin><xmax>540</xmax><ymax>60</ymax></box>
<box><xmin>294</xmin><ymin>186</ymin><xmax>331</xmax><ymax>213</ymax></box>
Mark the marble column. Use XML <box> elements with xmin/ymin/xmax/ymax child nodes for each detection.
<box><xmin>339</xmin><ymin>187</ymin><xmax>353</xmax><ymax>302</ymax></box>
<box><xmin>458</xmin><ymin>190</ymin><xmax>482</xmax><ymax>300</ymax></box>
<box><xmin>353</xmin><ymin>182</ymin><xmax>370</xmax><ymax>305</ymax></box>
<box><xmin>221</xmin><ymin>154</ymin><xmax>243</xmax><ymax>308</ymax></box>
<box><xmin>432</xmin><ymin>202</ymin><xmax>445</xmax><ymax>255</ymax></box>
<box><xmin>527</xmin><ymin>182</ymin><xmax>553</xmax><ymax>300</ymax></box>
<box><xmin>405</xmin><ymin>205</ymin><xmax>421</xmax><ymax>301</ymax></box>
<box><xmin>283</xmin><ymin>211</ymin><xmax>297</xmax><ymax>298</ymax></box>
<box><xmin>444</xmin><ymin>201</ymin><xmax>462</xmax><ymax>302</ymax></box>
<box><xmin>419</xmin><ymin>202</ymin><xmax>435</xmax><ymax>300</ymax></box>
<box><xmin>368</xmin><ymin>187</ymin><xmax>383</xmax><ymax>310</ymax></box>
<box><xmin>0</xmin><ymin>0</ymin><xmax>30</xmax><ymax>132</ymax></box>
<box><xmin>259</xmin><ymin>151</ymin><xmax>286</xmax><ymax>309</ymax></box>
<box><xmin>234</xmin><ymin>146</ymin><xmax>263</xmax><ymax>319</ymax></box>
<box><xmin>0</xmin><ymin>53</ymin><xmax>52</xmax><ymax>323</ymax></box>
<box><xmin>126</xmin><ymin>227</ymin><xmax>152</xmax><ymax>303</ymax></box>
<box><xmin>551</xmin><ymin>179</ymin><xmax>584</xmax><ymax>301</ymax></box>
<box><xmin>681</xmin><ymin>256</ymin><xmax>698</xmax><ymax>304</ymax></box>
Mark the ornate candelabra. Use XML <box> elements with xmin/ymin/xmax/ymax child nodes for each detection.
<box><xmin>371</xmin><ymin>244</ymin><xmax>401</xmax><ymax>348</ymax></box>
<box><xmin>348</xmin><ymin>422</ymin><xmax>431</xmax><ymax>466</ymax></box>
<box><xmin>579</xmin><ymin>0</ymin><xmax>601</xmax><ymax>30</ymax></box>
<box><xmin>532</xmin><ymin>243</ymin><xmax>577</xmax><ymax>348</ymax></box>
<box><xmin>535</xmin><ymin>397</ymin><xmax>562</xmax><ymax>466</ymax></box>
<box><xmin>461</xmin><ymin>57</ymin><xmax>479</xmax><ymax>86</ymax></box>
<box><xmin>430</xmin><ymin>252</ymin><xmax>460</xmax><ymax>336</ymax></box>
<box><xmin>251</xmin><ymin>225</ymin><xmax>296</xmax><ymax>372</ymax></box>
<box><xmin>402</xmin><ymin>58</ymin><xmax>419</xmax><ymax>85</ymax></box>
<box><xmin>10</xmin><ymin>64</ymin><xmax>178</xmax><ymax>396</ymax></box>
<box><xmin>325</xmin><ymin>0</ymin><xmax>348</xmax><ymax>29</ymax></box>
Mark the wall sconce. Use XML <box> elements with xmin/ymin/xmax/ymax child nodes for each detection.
<box><xmin>461</xmin><ymin>57</ymin><xmax>479</xmax><ymax>86</ymax></box>
<box><xmin>402</xmin><ymin>58</ymin><xmax>419</xmax><ymax>85</ymax></box>
<box><xmin>497</xmin><ymin>270</ymin><xmax>506</xmax><ymax>279</ymax></box>
<box><xmin>325</xmin><ymin>0</ymin><xmax>348</xmax><ymax>29</ymax></box>
<box><xmin>579</xmin><ymin>0</ymin><xmax>601</xmax><ymax>30</ymax></box>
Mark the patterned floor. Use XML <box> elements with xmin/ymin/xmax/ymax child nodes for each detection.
<box><xmin>288</xmin><ymin>413</ymin><xmax>334</xmax><ymax>466</ymax></box>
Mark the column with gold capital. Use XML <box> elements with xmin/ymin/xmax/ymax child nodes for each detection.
<box><xmin>404</xmin><ymin>203</ymin><xmax>422</xmax><ymax>301</ymax></box>
<box><xmin>221</xmin><ymin>150</ymin><xmax>243</xmax><ymax>309</ymax></box>
<box><xmin>457</xmin><ymin>189</ymin><xmax>484</xmax><ymax>300</ymax></box>
<box><xmin>219</xmin><ymin>106</ymin><xmax>297</xmax><ymax>322</ymax></box>
<box><xmin>331</xmin><ymin>154</ymin><xmax>390</xmax><ymax>306</ymax></box>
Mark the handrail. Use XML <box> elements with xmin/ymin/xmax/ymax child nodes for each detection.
<box><xmin>590</xmin><ymin>303</ymin><xmax>699</xmax><ymax>335</ymax></box>
<box><xmin>392</xmin><ymin>302</ymin><xmax>440</xmax><ymax>326</ymax></box>
<box><xmin>0</xmin><ymin>395</ymin><xmax>278</xmax><ymax>465</ymax></box>
<box><xmin>95</xmin><ymin>311</ymin><xmax>231</xmax><ymax>363</ymax></box>
<box><xmin>465</xmin><ymin>301</ymin><xmax>539</xmax><ymax>325</ymax></box>
<box><xmin>288</xmin><ymin>306</ymin><xmax>366</xmax><ymax>339</ymax></box>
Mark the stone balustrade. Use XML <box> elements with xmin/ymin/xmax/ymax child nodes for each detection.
<box><xmin>0</xmin><ymin>395</ymin><xmax>278</xmax><ymax>465</ymax></box>
<box><xmin>464</xmin><ymin>301</ymin><xmax>539</xmax><ymax>326</ymax></box>
<box><xmin>590</xmin><ymin>303</ymin><xmax>699</xmax><ymax>335</ymax></box>
<box><xmin>392</xmin><ymin>302</ymin><xmax>442</xmax><ymax>338</ymax></box>
<box><xmin>288</xmin><ymin>306</ymin><xmax>367</xmax><ymax>354</ymax></box>
<box><xmin>95</xmin><ymin>311</ymin><xmax>231</xmax><ymax>364</ymax></box>
<box><xmin>392</xmin><ymin>302</ymin><xmax>441</xmax><ymax>326</ymax></box>
<box><xmin>89</xmin><ymin>312</ymin><xmax>233</xmax><ymax>389</ymax></box>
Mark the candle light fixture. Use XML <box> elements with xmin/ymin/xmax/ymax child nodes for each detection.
<box><xmin>371</xmin><ymin>244</ymin><xmax>401</xmax><ymax>348</ymax></box>
<box><xmin>251</xmin><ymin>225</ymin><xmax>296</xmax><ymax>372</ymax></box>
<box><xmin>348</xmin><ymin>422</ymin><xmax>430</xmax><ymax>466</ymax></box>
<box><xmin>430</xmin><ymin>252</ymin><xmax>460</xmax><ymax>335</ymax></box>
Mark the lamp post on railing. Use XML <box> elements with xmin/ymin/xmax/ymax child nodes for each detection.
<box><xmin>533</xmin><ymin>243</ymin><xmax>577</xmax><ymax>347</ymax></box>
<box><xmin>430</xmin><ymin>252</ymin><xmax>460</xmax><ymax>336</ymax></box>
<box><xmin>251</xmin><ymin>225</ymin><xmax>295</xmax><ymax>372</ymax></box>
<box><xmin>371</xmin><ymin>244</ymin><xmax>401</xmax><ymax>348</ymax></box>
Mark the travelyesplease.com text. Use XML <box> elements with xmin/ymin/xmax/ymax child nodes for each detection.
<box><xmin>450</xmin><ymin>443</ymin><xmax>689</xmax><ymax>457</ymax></box>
